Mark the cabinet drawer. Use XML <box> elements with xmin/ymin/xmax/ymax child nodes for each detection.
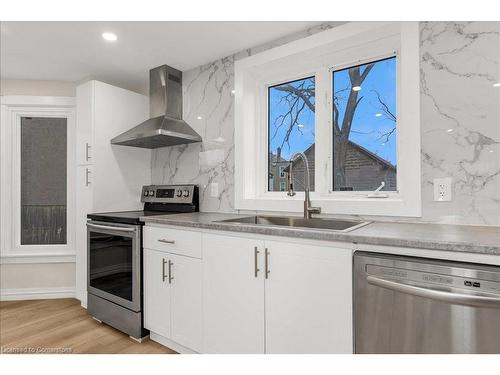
<box><xmin>144</xmin><ymin>226</ymin><xmax>202</xmax><ymax>259</ymax></box>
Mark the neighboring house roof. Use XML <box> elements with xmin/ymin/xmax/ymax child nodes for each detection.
<box><xmin>347</xmin><ymin>140</ymin><xmax>396</xmax><ymax>170</ymax></box>
<box><xmin>287</xmin><ymin>141</ymin><xmax>396</xmax><ymax>171</ymax></box>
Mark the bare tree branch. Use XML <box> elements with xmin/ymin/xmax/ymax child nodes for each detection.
<box><xmin>372</xmin><ymin>90</ymin><xmax>396</xmax><ymax>122</ymax></box>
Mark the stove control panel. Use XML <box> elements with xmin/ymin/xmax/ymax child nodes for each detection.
<box><xmin>141</xmin><ymin>185</ymin><xmax>196</xmax><ymax>204</ymax></box>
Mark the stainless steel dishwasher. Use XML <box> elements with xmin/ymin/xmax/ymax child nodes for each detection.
<box><xmin>354</xmin><ymin>252</ymin><xmax>500</xmax><ymax>354</ymax></box>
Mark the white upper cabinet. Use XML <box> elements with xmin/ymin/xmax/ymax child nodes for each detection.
<box><xmin>264</xmin><ymin>240</ymin><xmax>353</xmax><ymax>354</ymax></box>
<box><xmin>76</xmin><ymin>81</ymin><xmax>94</xmax><ymax>166</ymax></box>
<box><xmin>75</xmin><ymin>80</ymin><xmax>150</xmax><ymax>212</ymax></box>
<box><xmin>202</xmin><ymin>233</ymin><xmax>265</xmax><ymax>354</ymax></box>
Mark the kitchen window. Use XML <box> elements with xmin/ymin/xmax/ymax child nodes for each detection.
<box><xmin>332</xmin><ymin>56</ymin><xmax>397</xmax><ymax>192</ymax></box>
<box><xmin>235</xmin><ymin>22</ymin><xmax>421</xmax><ymax>217</ymax></box>
<box><xmin>1</xmin><ymin>96</ymin><xmax>76</xmax><ymax>261</ymax></box>
<box><xmin>268</xmin><ymin>77</ymin><xmax>315</xmax><ymax>192</ymax></box>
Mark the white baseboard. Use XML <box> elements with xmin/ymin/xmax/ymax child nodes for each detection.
<box><xmin>0</xmin><ymin>286</ymin><xmax>75</xmax><ymax>301</ymax></box>
<box><xmin>149</xmin><ymin>332</ymin><xmax>198</xmax><ymax>354</ymax></box>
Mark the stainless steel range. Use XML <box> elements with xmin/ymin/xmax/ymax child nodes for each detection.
<box><xmin>86</xmin><ymin>184</ymin><xmax>199</xmax><ymax>340</ymax></box>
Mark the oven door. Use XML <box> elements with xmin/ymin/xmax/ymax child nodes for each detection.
<box><xmin>87</xmin><ymin>221</ymin><xmax>141</xmax><ymax>312</ymax></box>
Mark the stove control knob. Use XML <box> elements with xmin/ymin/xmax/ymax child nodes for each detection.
<box><xmin>149</xmin><ymin>190</ymin><xmax>155</xmax><ymax>197</ymax></box>
<box><xmin>183</xmin><ymin>190</ymin><xmax>190</xmax><ymax>197</ymax></box>
<box><xmin>144</xmin><ymin>190</ymin><xmax>149</xmax><ymax>197</ymax></box>
<box><xmin>176</xmin><ymin>190</ymin><xmax>183</xmax><ymax>197</ymax></box>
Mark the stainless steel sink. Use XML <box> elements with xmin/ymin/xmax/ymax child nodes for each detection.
<box><xmin>216</xmin><ymin>215</ymin><xmax>370</xmax><ymax>232</ymax></box>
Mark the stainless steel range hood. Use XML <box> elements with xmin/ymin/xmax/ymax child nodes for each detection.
<box><xmin>111</xmin><ymin>65</ymin><xmax>202</xmax><ymax>148</ymax></box>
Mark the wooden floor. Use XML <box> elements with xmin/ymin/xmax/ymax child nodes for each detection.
<box><xmin>0</xmin><ymin>298</ymin><xmax>175</xmax><ymax>354</ymax></box>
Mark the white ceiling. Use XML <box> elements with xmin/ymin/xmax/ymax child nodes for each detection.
<box><xmin>1</xmin><ymin>21</ymin><xmax>322</xmax><ymax>94</ymax></box>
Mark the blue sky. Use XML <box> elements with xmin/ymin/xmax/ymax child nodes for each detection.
<box><xmin>268</xmin><ymin>77</ymin><xmax>315</xmax><ymax>161</ymax></box>
<box><xmin>268</xmin><ymin>57</ymin><xmax>397</xmax><ymax>165</ymax></box>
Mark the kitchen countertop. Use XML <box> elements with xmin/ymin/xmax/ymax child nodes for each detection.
<box><xmin>141</xmin><ymin>212</ymin><xmax>500</xmax><ymax>255</ymax></box>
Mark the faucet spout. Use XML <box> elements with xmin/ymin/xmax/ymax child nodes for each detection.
<box><xmin>288</xmin><ymin>152</ymin><xmax>321</xmax><ymax>219</ymax></box>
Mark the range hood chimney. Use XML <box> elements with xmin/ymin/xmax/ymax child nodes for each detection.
<box><xmin>111</xmin><ymin>65</ymin><xmax>202</xmax><ymax>148</ymax></box>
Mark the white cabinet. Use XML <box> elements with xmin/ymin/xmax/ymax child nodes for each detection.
<box><xmin>76</xmin><ymin>81</ymin><xmax>94</xmax><ymax>166</ymax></box>
<box><xmin>202</xmin><ymin>233</ymin><xmax>353</xmax><ymax>354</ymax></box>
<box><xmin>264</xmin><ymin>240</ymin><xmax>353</xmax><ymax>353</ymax></box>
<box><xmin>75</xmin><ymin>165</ymin><xmax>93</xmax><ymax>306</ymax></box>
<box><xmin>170</xmin><ymin>253</ymin><xmax>202</xmax><ymax>351</ymax></box>
<box><xmin>143</xmin><ymin>227</ymin><xmax>353</xmax><ymax>354</ymax></box>
<box><xmin>144</xmin><ymin>247</ymin><xmax>202</xmax><ymax>352</ymax></box>
<box><xmin>202</xmin><ymin>234</ymin><xmax>265</xmax><ymax>353</ymax></box>
<box><xmin>75</xmin><ymin>80</ymin><xmax>149</xmax><ymax>304</ymax></box>
<box><xmin>144</xmin><ymin>248</ymin><xmax>172</xmax><ymax>339</ymax></box>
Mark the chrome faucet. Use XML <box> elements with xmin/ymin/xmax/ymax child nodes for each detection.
<box><xmin>287</xmin><ymin>152</ymin><xmax>321</xmax><ymax>219</ymax></box>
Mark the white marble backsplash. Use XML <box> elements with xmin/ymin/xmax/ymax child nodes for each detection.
<box><xmin>152</xmin><ymin>21</ymin><xmax>500</xmax><ymax>225</ymax></box>
<box><xmin>419</xmin><ymin>22</ymin><xmax>500</xmax><ymax>225</ymax></box>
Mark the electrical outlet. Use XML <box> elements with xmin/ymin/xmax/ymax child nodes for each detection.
<box><xmin>433</xmin><ymin>177</ymin><xmax>452</xmax><ymax>202</ymax></box>
<box><xmin>210</xmin><ymin>183</ymin><xmax>219</xmax><ymax>198</ymax></box>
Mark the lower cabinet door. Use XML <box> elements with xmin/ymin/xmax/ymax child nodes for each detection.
<box><xmin>170</xmin><ymin>253</ymin><xmax>202</xmax><ymax>352</ymax></box>
<box><xmin>264</xmin><ymin>240</ymin><xmax>353</xmax><ymax>354</ymax></box>
<box><xmin>144</xmin><ymin>248</ymin><xmax>172</xmax><ymax>339</ymax></box>
<box><xmin>203</xmin><ymin>233</ymin><xmax>265</xmax><ymax>353</ymax></box>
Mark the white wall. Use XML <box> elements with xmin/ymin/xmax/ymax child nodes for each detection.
<box><xmin>0</xmin><ymin>79</ymin><xmax>77</xmax><ymax>299</ymax></box>
<box><xmin>0</xmin><ymin>79</ymin><xmax>76</xmax><ymax>96</ymax></box>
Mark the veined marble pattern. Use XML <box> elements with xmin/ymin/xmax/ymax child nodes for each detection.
<box><xmin>152</xmin><ymin>21</ymin><xmax>500</xmax><ymax>225</ymax></box>
<box><xmin>420</xmin><ymin>22</ymin><xmax>500</xmax><ymax>224</ymax></box>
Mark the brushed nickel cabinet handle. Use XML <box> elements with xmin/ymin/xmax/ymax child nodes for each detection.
<box><xmin>86</xmin><ymin>142</ymin><xmax>91</xmax><ymax>161</ymax></box>
<box><xmin>158</xmin><ymin>239</ymin><xmax>175</xmax><ymax>244</ymax></box>
<box><xmin>168</xmin><ymin>260</ymin><xmax>174</xmax><ymax>284</ymax></box>
<box><xmin>254</xmin><ymin>246</ymin><xmax>260</xmax><ymax>278</ymax></box>
<box><xmin>85</xmin><ymin>168</ymin><xmax>91</xmax><ymax>186</ymax></box>
<box><xmin>265</xmin><ymin>248</ymin><xmax>270</xmax><ymax>279</ymax></box>
<box><xmin>162</xmin><ymin>258</ymin><xmax>168</xmax><ymax>282</ymax></box>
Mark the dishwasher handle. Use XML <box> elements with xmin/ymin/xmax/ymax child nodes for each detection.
<box><xmin>367</xmin><ymin>275</ymin><xmax>500</xmax><ymax>309</ymax></box>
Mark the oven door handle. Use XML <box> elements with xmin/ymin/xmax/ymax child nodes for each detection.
<box><xmin>367</xmin><ymin>275</ymin><xmax>500</xmax><ymax>309</ymax></box>
<box><xmin>87</xmin><ymin>222</ymin><xmax>137</xmax><ymax>233</ymax></box>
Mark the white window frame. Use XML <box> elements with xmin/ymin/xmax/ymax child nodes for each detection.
<box><xmin>1</xmin><ymin>96</ymin><xmax>76</xmax><ymax>263</ymax></box>
<box><xmin>235</xmin><ymin>22</ymin><xmax>421</xmax><ymax>217</ymax></box>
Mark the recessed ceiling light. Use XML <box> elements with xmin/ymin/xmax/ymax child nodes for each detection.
<box><xmin>196</xmin><ymin>116</ymin><xmax>203</xmax><ymax>120</ymax></box>
<box><xmin>231</xmin><ymin>89</ymin><xmax>236</xmax><ymax>95</ymax></box>
<box><xmin>447</xmin><ymin>128</ymin><xmax>454</xmax><ymax>133</ymax></box>
<box><xmin>352</xmin><ymin>86</ymin><xmax>362</xmax><ymax>92</ymax></box>
<box><xmin>102</xmin><ymin>32</ymin><xmax>117</xmax><ymax>42</ymax></box>
<box><xmin>375</xmin><ymin>113</ymin><xmax>382</xmax><ymax>117</ymax></box>
<box><xmin>493</xmin><ymin>82</ymin><xmax>500</xmax><ymax>87</ymax></box>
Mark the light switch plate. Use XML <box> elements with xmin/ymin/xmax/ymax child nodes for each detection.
<box><xmin>433</xmin><ymin>177</ymin><xmax>452</xmax><ymax>202</ymax></box>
